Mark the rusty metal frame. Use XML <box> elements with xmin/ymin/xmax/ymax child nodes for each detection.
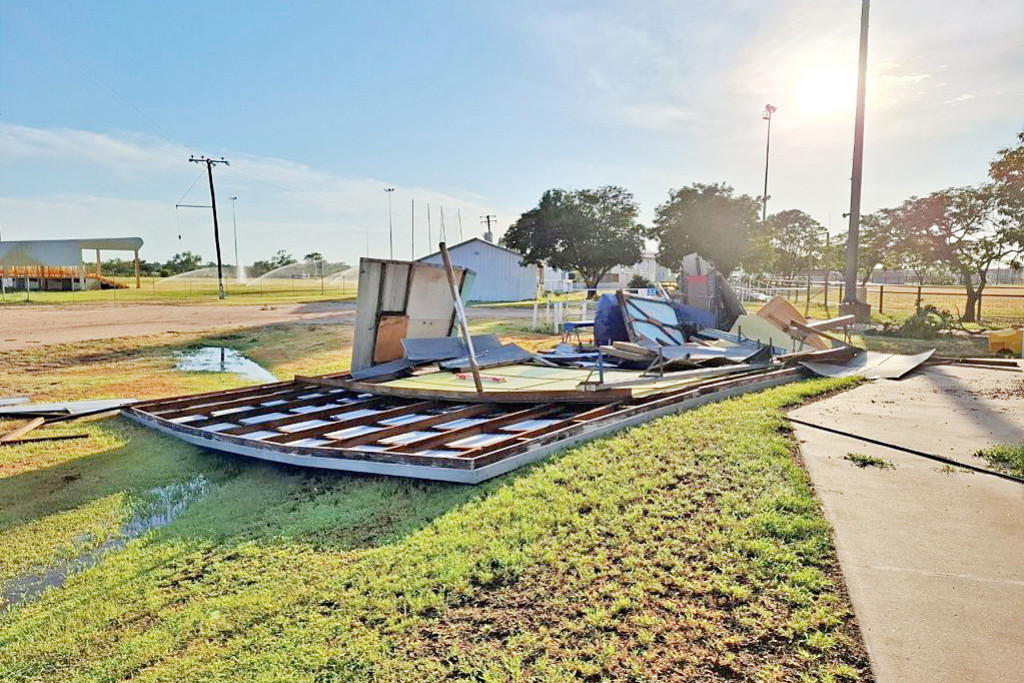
<box><xmin>126</xmin><ymin>367</ymin><xmax>805</xmax><ymax>483</ymax></box>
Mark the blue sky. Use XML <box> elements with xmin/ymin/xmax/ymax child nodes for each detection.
<box><xmin>2</xmin><ymin>0</ymin><xmax>1022</xmax><ymax>265</ymax></box>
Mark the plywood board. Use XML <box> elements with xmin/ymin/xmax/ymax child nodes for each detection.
<box><xmin>351</xmin><ymin>260</ymin><xmax>383</xmax><ymax>371</ymax></box>
<box><xmin>373</xmin><ymin>315</ymin><xmax>410</xmax><ymax>363</ymax></box>
<box><xmin>755</xmin><ymin>296</ymin><xmax>828</xmax><ymax>351</ymax></box>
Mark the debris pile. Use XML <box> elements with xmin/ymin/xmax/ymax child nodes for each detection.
<box><xmin>126</xmin><ymin>252</ymin><xmax>962</xmax><ymax>483</ymax></box>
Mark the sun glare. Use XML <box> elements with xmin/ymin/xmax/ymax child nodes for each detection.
<box><xmin>796</xmin><ymin>64</ymin><xmax>857</xmax><ymax>117</ymax></box>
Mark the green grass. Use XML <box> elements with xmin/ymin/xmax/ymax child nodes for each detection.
<box><xmin>0</xmin><ymin>373</ymin><xmax>869</xmax><ymax>681</ymax></box>
<box><xmin>844</xmin><ymin>453</ymin><xmax>894</xmax><ymax>470</ymax></box>
<box><xmin>0</xmin><ymin>277</ymin><xmax>357</xmax><ymax>306</ymax></box>
<box><xmin>974</xmin><ymin>444</ymin><xmax>1024</xmax><ymax>478</ymax></box>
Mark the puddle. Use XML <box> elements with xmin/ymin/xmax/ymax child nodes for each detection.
<box><xmin>175</xmin><ymin>346</ymin><xmax>277</xmax><ymax>383</ymax></box>
<box><xmin>1</xmin><ymin>475</ymin><xmax>210</xmax><ymax>609</ymax></box>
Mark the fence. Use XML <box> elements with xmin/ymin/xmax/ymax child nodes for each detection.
<box><xmin>731</xmin><ymin>276</ymin><xmax>1024</xmax><ymax>323</ymax></box>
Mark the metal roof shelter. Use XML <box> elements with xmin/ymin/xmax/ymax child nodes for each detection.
<box><xmin>0</xmin><ymin>237</ymin><xmax>145</xmax><ymax>289</ymax></box>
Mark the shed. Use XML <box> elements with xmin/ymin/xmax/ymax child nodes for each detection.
<box><xmin>418</xmin><ymin>238</ymin><xmax>566</xmax><ymax>302</ymax></box>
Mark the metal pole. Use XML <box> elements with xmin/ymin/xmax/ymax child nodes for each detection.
<box><xmin>439</xmin><ymin>242</ymin><xmax>483</xmax><ymax>393</ymax></box>
<box><xmin>385</xmin><ymin>188</ymin><xmax>395</xmax><ymax>260</ymax></box>
<box><xmin>411</xmin><ymin>198</ymin><xmax>415</xmax><ymax>259</ymax></box>
<box><xmin>761</xmin><ymin>104</ymin><xmax>777</xmax><ymax>224</ymax></box>
<box><xmin>230</xmin><ymin>196</ymin><xmax>241</xmax><ymax>283</ymax></box>
<box><xmin>843</xmin><ymin>0</ymin><xmax>870</xmax><ymax>311</ymax></box>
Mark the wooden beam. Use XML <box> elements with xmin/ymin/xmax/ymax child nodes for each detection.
<box><xmin>134</xmin><ymin>249</ymin><xmax>141</xmax><ymax>289</ymax></box>
<box><xmin>209</xmin><ymin>395</ymin><xmax>394</xmax><ymax>433</ymax></box>
<box><xmin>261</xmin><ymin>400</ymin><xmax>442</xmax><ymax>444</ymax></box>
<box><xmin>323</xmin><ymin>403</ymin><xmax>493</xmax><ymax>448</ymax></box>
<box><xmin>0</xmin><ymin>417</ymin><xmax>46</xmax><ymax>443</ymax></box>
<box><xmin>440</xmin><ymin>242</ymin><xmax>483</xmax><ymax>393</ymax></box>
<box><xmin>386</xmin><ymin>404</ymin><xmax>564</xmax><ymax>453</ymax></box>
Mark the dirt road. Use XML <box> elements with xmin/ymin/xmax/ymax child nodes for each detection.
<box><xmin>0</xmin><ymin>302</ymin><xmax>355</xmax><ymax>352</ymax></box>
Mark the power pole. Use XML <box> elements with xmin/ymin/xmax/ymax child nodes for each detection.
<box><xmin>481</xmin><ymin>214</ymin><xmax>496</xmax><ymax>243</ymax></box>
<box><xmin>761</xmin><ymin>104</ymin><xmax>777</xmax><ymax>224</ymax></box>
<box><xmin>189</xmin><ymin>155</ymin><xmax>229</xmax><ymax>300</ymax></box>
<box><xmin>842</xmin><ymin>0</ymin><xmax>871</xmax><ymax>320</ymax></box>
<box><xmin>385</xmin><ymin>188</ymin><xmax>395</xmax><ymax>260</ymax></box>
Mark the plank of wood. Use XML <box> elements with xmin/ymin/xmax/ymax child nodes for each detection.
<box><xmin>0</xmin><ymin>417</ymin><xmax>46</xmax><ymax>443</ymax></box>
<box><xmin>298</xmin><ymin>374</ymin><xmax>633</xmax><ymax>404</ymax></box>
<box><xmin>790</xmin><ymin>320</ymin><xmax>855</xmax><ymax>347</ymax></box>
<box><xmin>327</xmin><ymin>403</ymin><xmax>493</xmax><ymax>448</ymax></box>
<box><xmin>804</xmin><ymin>314</ymin><xmax>856</xmax><ymax>332</ymax></box>
<box><xmin>373</xmin><ymin>314</ymin><xmax>410</xmax><ymax>363</ymax></box>
<box><xmin>261</xmin><ymin>400</ymin><xmax>439</xmax><ymax>444</ymax></box>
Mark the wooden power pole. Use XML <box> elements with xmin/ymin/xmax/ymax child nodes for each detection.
<box><xmin>189</xmin><ymin>155</ymin><xmax>229</xmax><ymax>300</ymax></box>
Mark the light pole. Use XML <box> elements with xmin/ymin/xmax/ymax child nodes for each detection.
<box><xmin>761</xmin><ymin>104</ymin><xmax>777</xmax><ymax>224</ymax></box>
<box><xmin>842</xmin><ymin>0</ymin><xmax>871</xmax><ymax>319</ymax></box>
<box><xmin>229</xmin><ymin>196</ymin><xmax>242</xmax><ymax>283</ymax></box>
<box><xmin>385</xmin><ymin>188</ymin><xmax>395</xmax><ymax>260</ymax></box>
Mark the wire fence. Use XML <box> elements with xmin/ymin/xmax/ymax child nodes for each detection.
<box><xmin>731</xmin><ymin>276</ymin><xmax>1024</xmax><ymax>323</ymax></box>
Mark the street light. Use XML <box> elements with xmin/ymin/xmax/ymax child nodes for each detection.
<box><xmin>761</xmin><ymin>104</ymin><xmax>777</xmax><ymax>224</ymax></box>
<box><xmin>385</xmin><ymin>188</ymin><xmax>395</xmax><ymax>260</ymax></box>
<box><xmin>229</xmin><ymin>196</ymin><xmax>241</xmax><ymax>283</ymax></box>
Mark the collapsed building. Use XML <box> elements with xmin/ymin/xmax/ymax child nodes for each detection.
<box><xmin>127</xmin><ymin>250</ymin><xmax>935</xmax><ymax>483</ymax></box>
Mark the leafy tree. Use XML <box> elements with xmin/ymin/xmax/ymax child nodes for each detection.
<box><xmin>901</xmin><ymin>186</ymin><xmax>1023</xmax><ymax>322</ymax></box>
<box><xmin>762</xmin><ymin>209</ymin><xmax>827</xmax><ymax>278</ymax></box>
<box><xmin>501</xmin><ymin>186</ymin><xmax>646</xmax><ymax>298</ymax></box>
<box><xmin>271</xmin><ymin>250</ymin><xmax>297</xmax><ymax>268</ymax></box>
<box><xmin>651</xmin><ymin>183</ymin><xmax>759</xmax><ymax>276</ymax></box>
<box><xmin>304</xmin><ymin>252</ymin><xmax>324</xmax><ymax>262</ymax></box>
<box><xmin>163</xmin><ymin>251</ymin><xmax>203</xmax><ymax>275</ymax></box>
<box><xmin>627</xmin><ymin>274</ymin><xmax>654</xmax><ymax>290</ymax></box>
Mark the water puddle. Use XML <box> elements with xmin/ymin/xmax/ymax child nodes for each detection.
<box><xmin>1</xmin><ymin>475</ymin><xmax>210</xmax><ymax>609</ymax></box>
<box><xmin>175</xmin><ymin>346</ymin><xmax>277</xmax><ymax>383</ymax></box>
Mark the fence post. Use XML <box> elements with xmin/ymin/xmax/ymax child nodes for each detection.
<box><xmin>916</xmin><ymin>285</ymin><xmax>922</xmax><ymax>313</ymax></box>
<box><xmin>805</xmin><ymin>274</ymin><xmax>811</xmax><ymax>317</ymax></box>
<box><xmin>823</xmin><ymin>278</ymin><xmax>829</xmax><ymax>316</ymax></box>
<box><xmin>878</xmin><ymin>285</ymin><xmax>884</xmax><ymax>314</ymax></box>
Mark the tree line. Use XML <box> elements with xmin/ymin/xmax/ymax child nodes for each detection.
<box><xmin>502</xmin><ymin>128</ymin><xmax>1024</xmax><ymax>320</ymax></box>
<box><xmin>97</xmin><ymin>250</ymin><xmax>331</xmax><ymax>279</ymax></box>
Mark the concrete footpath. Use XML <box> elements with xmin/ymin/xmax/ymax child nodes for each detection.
<box><xmin>790</xmin><ymin>365</ymin><xmax>1024</xmax><ymax>683</ymax></box>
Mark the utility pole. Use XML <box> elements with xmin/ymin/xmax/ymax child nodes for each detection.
<box><xmin>189</xmin><ymin>155</ymin><xmax>229</xmax><ymax>299</ymax></box>
<box><xmin>481</xmin><ymin>214</ymin><xmax>496</xmax><ymax>243</ymax></box>
<box><xmin>842</xmin><ymin>0</ymin><xmax>872</xmax><ymax>320</ymax></box>
<box><xmin>761</xmin><ymin>104</ymin><xmax>777</xmax><ymax>224</ymax></box>
<box><xmin>385</xmin><ymin>188</ymin><xmax>395</xmax><ymax>260</ymax></box>
<box><xmin>230</xmin><ymin>196</ymin><xmax>243</xmax><ymax>283</ymax></box>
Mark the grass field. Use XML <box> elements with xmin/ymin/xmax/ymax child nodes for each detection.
<box><xmin>0</xmin><ymin>277</ymin><xmax>358</xmax><ymax>306</ymax></box>
<box><xmin>0</xmin><ymin>321</ymin><xmax>873</xmax><ymax>681</ymax></box>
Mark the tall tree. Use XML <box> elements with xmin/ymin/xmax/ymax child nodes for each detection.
<box><xmin>651</xmin><ymin>183</ymin><xmax>759</xmax><ymax>276</ymax></box>
<box><xmin>762</xmin><ymin>209</ymin><xmax>827</xmax><ymax>278</ymax></box>
<box><xmin>164</xmin><ymin>251</ymin><xmax>203</xmax><ymax>275</ymax></box>
<box><xmin>501</xmin><ymin>186</ymin><xmax>646</xmax><ymax>298</ymax></box>
<box><xmin>901</xmin><ymin>186</ymin><xmax>1023</xmax><ymax>322</ymax></box>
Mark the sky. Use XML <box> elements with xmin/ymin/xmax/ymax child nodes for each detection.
<box><xmin>1</xmin><ymin>0</ymin><xmax>1022</xmax><ymax>266</ymax></box>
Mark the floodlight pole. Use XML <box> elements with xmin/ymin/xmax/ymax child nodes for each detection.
<box><xmin>385</xmin><ymin>188</ymin><xmax>395</xmax><ymax>260</ymax></box>
<box><xmin>189</xmin><ymin>155</ymin><xmax>229</xmax><ymax>299</ymax></box>
<box><xmin>230</xmin><ymin>196</ymin><xmax>241</xmax><ymax>283</ymax></box>
<box><xmin>842</xmin><ymin>0</ymin><xmax>871</xmax><ymax>319</ymax></box>
<box><xmin>761</xmin><ymin>104</ymin><xmax>777</xmax><ymax>224</ymax></box>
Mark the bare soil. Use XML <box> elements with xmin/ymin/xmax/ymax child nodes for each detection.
<box><xmin>0</xmin><ymin>302</ymin><xmax>355</xmax><ymax>352</ymax></box>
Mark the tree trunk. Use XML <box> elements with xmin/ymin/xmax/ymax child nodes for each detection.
<box><xmin>961</xmin><ymin>270</ymin><xmax>979</xmax><ymax>323</ymax></box>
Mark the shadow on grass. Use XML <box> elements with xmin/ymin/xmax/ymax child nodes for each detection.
<box><xmin>0</xmin><ymin>415</ymin><xmax>533</xmax><ymax>554</ymax></box>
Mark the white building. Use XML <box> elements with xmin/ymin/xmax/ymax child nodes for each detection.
<box><xmin>417</xmin><ymin>238</ymin><xmax>570</xmax><ymax>302</ymax></box>
<box><xmin>598</xmin><ymin>252</ymin><xmax>675</xmax><ymax>288</ymax></box>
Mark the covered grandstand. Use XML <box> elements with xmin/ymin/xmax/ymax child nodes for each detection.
<box><xmin>0</xmin><ymin>237</ymin><xmax>144</xmax><ymax>291</ymax></box>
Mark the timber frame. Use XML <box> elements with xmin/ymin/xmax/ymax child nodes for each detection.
<box><xmin>126</xmin><ymin>367</ymin><xmax>805</xmax><ymax>483</ymax></box>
